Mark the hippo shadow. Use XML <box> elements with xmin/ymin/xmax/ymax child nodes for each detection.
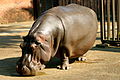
<box><xmin>45</xmin><ymin>57</ymin><xmax>76</xmax><ymax>68</ymax></box>
<box><xmin>45</xmin><ymin>57</ymin><xmax>61</xmax><ymax>68</ymax></box>
<box><xmin>0</xmin><ymin>57</ymin><xmax>76</xmax><ymax>77</ymax></box>
<box><xmin>0</xmin><ymin>57</ymin><xmax>19</xmax><ymax>76</ymax></box>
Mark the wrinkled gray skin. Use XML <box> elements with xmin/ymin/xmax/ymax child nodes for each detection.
<box><xmin>16</xmin><ymin>4</ymin><xmax>98</xmax><ymax>76</ymax></box>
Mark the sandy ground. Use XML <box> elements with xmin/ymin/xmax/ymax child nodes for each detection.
<box><xmin>0</xmin><ymin>21</ymin><xmax>120</xmax><ymax>80</ymax></box>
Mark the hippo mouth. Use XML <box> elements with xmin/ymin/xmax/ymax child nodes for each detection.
<box><xmin>16</xmin><ymin>61</ymin><xmax>41</xmax><ymax>76</ymax></box>
<box><xmin>16</xmin><ymin>53</ymin><xmax>46</xmax><ymax>76</ymax></box>
<box><xmin>16</xmin><ymin>65</ymin><xmax>34</xmax><ymax>76</ymax></box>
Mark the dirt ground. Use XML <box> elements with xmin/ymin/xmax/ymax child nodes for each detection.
<box><xmin>0</xmin><ymin>21</ymin><xmax>120</xmax><ymax>80</ymax></box>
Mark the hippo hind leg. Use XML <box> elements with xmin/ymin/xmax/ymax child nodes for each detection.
<box><xmin>59</xmin><ymin>47</ymin><xmax>70</xmax><ymax>70</ymax></box>
<box><xmin>77</xmin><ymin>56</ymin><xmax>87</xmax><ymax>61</ymax></box>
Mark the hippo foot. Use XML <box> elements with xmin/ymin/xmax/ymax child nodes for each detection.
<box><xmin>57</xmin><ymin>64</ymin><xmax>70</xmax><ymax>70</ymax></box>
<box><xmin>77</xmin><ymin>56</ymin><xmax>87</xmax><ymax>61</ymax></box>
<box><xmin>57</xmin><ymin>58</ymin><xmax>71</xmax><ymax>70</ymax></box>
<box><xmin>60</xmin><ymin>64</ymin><xmax>71</xmax><ymax>70</ymax></box>
<box><xmin>39</xmin><ymin>64</ymin><xmax>46</xmax><ymax>70</ymax></box>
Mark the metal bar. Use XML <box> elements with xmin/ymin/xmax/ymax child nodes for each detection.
<box><xmin>107</xmin><ymin>0</ymin><xmax>111</xmax><ymax>40</ymax></box>
<box><xmin>87</xmin><ymin>0</ymin><xmax>90</xmax><ymax>8</ymax></box>
<box><xmin>77</xmin><ymin>0</ymin><xmax>80</xmax><ymax>4</ymax></box>
<box><xmin>90</xmin><ymin>0</ymin><xmax>92</xmax><ymax>8</ymax></box>
<box><xmin>45</xmin><ymin>0</ymin><xmax>47</xmax><ymax>10</ymax></box>
<box><xmin>46</xmin><ymin>0</ymin><xmax>52</xmax><ymax>9</ymax></box>
<box><xmin>33</xmin><ymin>0</ymin><xmax>38</xmax><ymax>20</ymax></box>
<box><xmin>111</xmin><ymin>0</ymin><xmax>115</xmax><ymax>40</ymax></box>
<box><xmin>94</xmin><ymin>0</ymin><xmax>97</xmax><ymax>13</ymax></box>
<box><xmin>75</xmin><ymin>0</ymin><xmax>76</xmax><ymax>3</ymax></box>
<box><xmin>40</xmin><ymin>0</ymin><xmax>46</xmax><ymax>12</ymax></box>
<box><xmin>117</xmin><ymin>0</ymin><xmax>120</xmax><ymax>40</ymax></box>
<box><xmin>72</xmin><ymin>0</ymin><xmax>74</xmax><ymax>3</ymax></box>
<box><xmin>74</xmin><ymin>0</ymin><xmax>75</xmax><ymax>3</ymax></box>
<box><xmin>66</xmin><ymin>0</ymin><xmax>69</xmax><ymax>5</ymax></box>
<box><xmin>61</xmin><ymin>0</ymin><xmax>63</xmax><ymax>5</ymax></box>
<box><xmin>73</xmin><ymin>0</ymin><xmax>75</xmax><ymax>3</ymax></box>
<box><xmin>33</xmin><ymin>0</ymin><xmax>41</xmax><ymax>20</ymax></box>
<box><xmin>100</xmin><ymin>0</ymin><xmax>105</xmax><ymax>43</ymax></box>
<box><xmin>52</xmin><ymin>0</ymin><xmax>59</xmax><ymax>7</ymax></box>
<box><xmin>51</xmin><ymin>0</ymin><xmax>53</xmax><ymax>7</ymax></box>
<box><xmin>97</xmin><ymin>0</ymin><xmax>99</xmax><ymax>20</ymax></box>
<box><xmin>64</xmin><ymin>0</ymin><xmax>66</xmax><ymax>5</ymax></box>
<box><xmin>70</xmin><ymin>0</ymin><xmax>72</xmax><ymax>4</ymax></box>
<box><xmin>84</xmin><ymin>0</ymin><xmax>87</xmax><ymax>6</ymax></box>
<box><xmin>103</xmin><ymin>0</ymin><xmax>106</xmax><ymax>39</ymax></box>
<box><xmin>80</xmin><ymin>0</ymin><xmax>84</xmax><ymax>6</ymax></box>
<box><xmin>93</xmin><ymin>0</ymin><xmax>96</xmax><ymax>11</ymax></box>
<box><xmin>83</xmin><ymin>0</ymin><xmax>84</xmax><ymax>6</ymax></box>
<box><xmin>59</xmin><ymin>0</ymin><xmax>62</xmax><ymax>6</ymax></box>
<box><xmin>75</xmin><ymin>0</ymin><xmax>78</xmax><ymax>3</ymax></box>
<box><xmin>80</xmin><ymin>0</ymin><xmax>82</xmax><ymax>5</ymax></box>
<box><xmin>63</xmin><ymin>0</ymin><xmax>65</xmax><ymax>6</ymax></box>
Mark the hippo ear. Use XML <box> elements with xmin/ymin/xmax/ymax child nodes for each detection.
<box><xmin>22</xmin><ymin>36</ymin><xmax>27</xmax><ymax>40</ymax></box>
<box><xmin>22</xmin><ymin>36</ymin><xmax>25</xmax><ymax>39</ymax></box>
<box><xmin>20</xmin><ymin>42</ymin><xmax>25</xmax><ymax>48</ymax></box>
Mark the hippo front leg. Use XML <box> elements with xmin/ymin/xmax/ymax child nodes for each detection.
<box><xmin>60</xmin><ymin>48</ymin><xmax>70</xmax><ymax>70</ymax></box>
<box><xmin>61</xmin><ymin>55</ymin><xmax>70</xmax><ymax>70</ymax></box>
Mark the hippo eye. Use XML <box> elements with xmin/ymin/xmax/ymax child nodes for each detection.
<box><xmin>45</xmin><ymin>39</ymin><xmax>48</xmax><ymax>42</ymax></box>
<box><xmin>35</xmin><ymin>41</ymin><xmax>45</xmax><ymax>50</ymax></box>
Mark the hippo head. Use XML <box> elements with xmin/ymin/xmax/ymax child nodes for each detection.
<box><xmin>16</xmin><ymin>35</ymin><xmax>51</xmax><ymax>76</ymax></box>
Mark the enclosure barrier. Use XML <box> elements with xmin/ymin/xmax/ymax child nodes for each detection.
<box><xmin>100</xmin><ymin>0</ymin><xmax>120</xmax><ymax>46</ymax></box>
<box><xmin>33</xmin><ymin>0</ymin><xmax>120</xmax><ymax>46</ymax></box>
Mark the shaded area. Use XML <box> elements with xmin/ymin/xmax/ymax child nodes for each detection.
<box><xmin>0</xmin><ymin>57</ymin><xmax>19</xmax><ymax>76</ymax></box>
<box><xmin>0</xmin><ymin>57</ymin><xmax>59</xmax><ymax>77</ymax></box>
<box><xmin>46</xmin><ymin>57</ymin><xmax>61</xmax><ymax>68</ymax></box>
<box><xmin>0</xmin><ymin>35</ymin><xmax>21</xmax><ymax>48</ymax></box>
<box><xmin>93</xmin><ymin>37</ymin><xmax>120</xmax><ymax>53</ymax></box>
<box><xmin>0</xmin><ymin>57</ymin><xmax>60</xmax><ymax>77</ymax></box>
<box><xmin>0</xmin><ymin>25</ymin><xmax>29</xmax><ymax>33</ymax></box>
<box><xmin>91</xmin><ymin>45</ymin><xmax>120</xmax><ymax>53</ymax></box>
<box><xmin>0</xmin><ymin>56</ymin><xmax>99</xmax><ymax>77</ymax></box>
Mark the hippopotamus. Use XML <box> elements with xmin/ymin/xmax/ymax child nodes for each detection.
<box><xmin>16</xmin><ymin>4</ymin><xmax>98</xmax><ymax>76</ymax></box>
